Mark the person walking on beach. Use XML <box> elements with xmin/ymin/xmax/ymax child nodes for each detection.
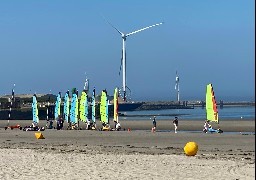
<box><xmin>203</xmin><ymin>120</ymin><xmax>209</xmax><ymax>133</ymax></box>
<box><xmin>173</xmin><ymin>117</ymin><xmax>178</xmax><ymax>133</ymax></box>
<box><xmin>57</xmin><ymin>115</ymin><xmax>64</xmax><ymax>130</ymax></box>
<box><xmin>152</xmin><ymin>116</ymin><xmax>156</xmax><ymax>132</ymax></box>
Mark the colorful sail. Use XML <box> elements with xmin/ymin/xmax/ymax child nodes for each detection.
<box><xmin>63</xmin><ymin>90</ymin><xmax>70</xmax><ymax>123</ymax></box>
<box><xmin>206</xmin><ymin>84</ymin><xmax>219</xmax><ymax>123</ymax></box>
<box><xmin>79</xmin><ymin>91</ymin><xmax>88</xmax><ymax>123</ymax></box>
<box><xmin>54</xmin><ymin>92</ymin><xmax>61</xmax><ymax>120</ymax></box>
<box><xmin>70</xmin><ymin>91</ymin><xmax>78</xmax><ymax>124</ymax></box>
<box><xmin>91</xmin><ymin>87</ymin><xmax>96</xmax><ymax>123</ymax></box>
<box><xmin>113</xmin><ymin>87</ymin><xmax>119</xmax><ymax>122</ymax></box>
<box><xmin>32</xmin><ymin>94</ymin><xmax>39</xmax><ymax>124</ymax></box>
<box><xmin>100</xmin><ymin>90</ymin><xmax>108</xmax><ymax>124</ymax></box>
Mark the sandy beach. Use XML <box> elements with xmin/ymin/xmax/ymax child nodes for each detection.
<box><xmin>0</xmin><ymin>119</ymin><xmax>255</xmax><ymax>179</ymax></box>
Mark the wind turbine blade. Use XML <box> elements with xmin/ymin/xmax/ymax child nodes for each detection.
<box><xmin>126</xmin><ymin>22</ymin><xmax>164</xmax><ymax>36</ymax></box>
<box><xmin>101</xmin><ymin>15</ymin><xmax>123</xmax><ymax>35</ymax></box>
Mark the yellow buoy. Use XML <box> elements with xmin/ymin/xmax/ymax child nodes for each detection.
<box><xmin>35</xmin><ymin>132</ymin><xmax>45</xmax><ymax>139</ymax></box>
<box><xmin>184</xmin><ymin>142</ymin><xmax>198</xmax><ymax>156</ymax></box>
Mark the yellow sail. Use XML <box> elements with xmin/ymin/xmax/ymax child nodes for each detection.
<box><xmin>206</xmin><ymin>84</ymin><xmax>219</xmax><ymax>123</ymax></box>
<box><xmin>100</xmin><ymin>90</ymin><xmax>108</xmax><ymax>124</ymax></box>
<box><xmin>79</xmin><ymin>91</ymin><xmax>86</xmax><ymax>122</ymax></box>
<box><xmin>113</xmin><ymin>88</ymin><xmax>119</xmax><ymax>122</ymax></box>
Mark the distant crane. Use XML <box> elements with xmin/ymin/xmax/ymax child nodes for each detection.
<box><xmin>104</xmin><ymin>17</ymin><xmax>163</xmax><ymax>101</ymax></box>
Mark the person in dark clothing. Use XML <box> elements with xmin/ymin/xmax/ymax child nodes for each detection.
<box><xmin>173</xmin><ymin>117</ymin><xmax>178</xmax><ymax>133</ymax></box>
<box><xmin>57</xmin><ymin>115</ymin><xmax>64</xmax><ymax>130</ymax></box>
<box><xmin>60</xmin><ymin>117</ymin><xmax>64</xmax><ymax>129</ymax></box>
<box><xmin>48</xmin><ymin>119</ymin><xmax>53</xmax><ymax>129</ymax></box>
<box><xmin>152</xmin><ymin>116</ymin><xmax>156</xmax><ymax>132</ymax></box>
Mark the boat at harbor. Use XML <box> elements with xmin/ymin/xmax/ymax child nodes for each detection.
<box><xmin>108</xmin><ymin>95</ymin><xmax>143</xmax><ymax>112</ymax></box>
<box><xmin>117</xmin><ymin>101</ymin><xmax>144</xmax><ymax>111</ymax></box>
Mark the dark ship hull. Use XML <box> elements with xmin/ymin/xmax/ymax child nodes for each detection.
<box><xmin>117</xmin><ymin>102</ymin><xmax>144</xmax><ymax>111</ymax></box>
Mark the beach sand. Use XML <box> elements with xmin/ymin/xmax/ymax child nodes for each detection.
<box><xmin>0</xmin><ymin>119</ymin><xmax>255</xmax><ymax>179</ymax></box>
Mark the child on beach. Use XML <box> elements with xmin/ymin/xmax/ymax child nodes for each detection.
<box><xmin>173</xmin><ymin>117</ymin><xmax>178</xmax><ymax>133</ymax></box>
<box><xmin>116</xmin><ymin>122</ymin><xmax>121</xmax><ymax>131</ymax></box>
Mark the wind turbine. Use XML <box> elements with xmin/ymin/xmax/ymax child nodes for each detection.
<box><xmin>105</xmin><ymin>18</ymin><xmax>163</xmax><ymax>101</ymax></box>
<box><xmin>175</xmin><ymin>70</ymin><xmax>180</xmax><ymax>102</ymax></box>
<box><xmin>83</xmin><ymin>72</ymin><xmax>89</xmax><ymax>93</ymax></box>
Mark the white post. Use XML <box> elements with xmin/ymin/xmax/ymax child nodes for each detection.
<box><xmin>122</xmin><ymin>38</ymin><xmax>126</xmax><ymax>101</ymax></box>
<box><xmin>177</xmin><ymin>84</ymin><xmax>180</xmax><ymax>102</ymax></box>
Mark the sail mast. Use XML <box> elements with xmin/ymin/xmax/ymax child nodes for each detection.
<box><xmin>91</xmin><ymin>87</ymin><xmax>96</xmax><ymax>124</ymax></box>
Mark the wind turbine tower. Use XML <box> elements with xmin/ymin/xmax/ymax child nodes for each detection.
<box><xmin>84</xmin><ymin>72</ymin><xmax>89</xmax><ymax>93</ymax></box>
<box><xmin>105</xmin><ymin>18</ymin><xmax>163</xmax><ymax>101</ymax></box>
<box><xmin>175</xmin><ymin>71</ymin><xmax>180</xmax><ymax>102</ymax></box>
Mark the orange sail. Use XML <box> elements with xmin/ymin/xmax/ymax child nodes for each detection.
<box><xmin>113</xmin><ymin>88</ymin><xmax>119</xmax><ymax>122</ymax></box>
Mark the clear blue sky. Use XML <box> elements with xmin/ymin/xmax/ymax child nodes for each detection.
<box><xmin>0</xmin><ymin>0</ymin><xmax>255</xmax><ymax>101</ymax></box>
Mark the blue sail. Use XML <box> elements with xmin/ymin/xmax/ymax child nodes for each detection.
<box><xmin>64</xmin><ymin>90</ymin><xmax>70</xmax><ymax>122</ymax></box>
<box><xmin>32</xmin><ymin>94</ymin><xmax>39</xmax><ymax>124</ymax></box>
<box><xmin>70</xmin><ymin>92</ymin><xmax>78</xmax><ymax>124</ymax></box>
<box><xmin>54</xmin><ymin>92</ymin><xmax>61</xmax><ymax>120</ymax></box>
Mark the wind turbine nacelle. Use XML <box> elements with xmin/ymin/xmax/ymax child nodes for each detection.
<box><xmin>121</xmin><ymin>34</ymin><xmax>127</xmax><ymax>39</ymax></box>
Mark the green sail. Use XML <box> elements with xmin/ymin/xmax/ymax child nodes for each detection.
<box><xmin>206</xmin><ymin>84</ymin><xmax>219</xmax><ymax>123</ymax></box>
<box><xmin>79</xmin><ymin>91</ymin><xmax>87</xmax><ymax>122</ymax></box>
<box><xmin>100</xmin><ymin>90</ymin><xmax>108</xmax><ymax>124</ymax></box>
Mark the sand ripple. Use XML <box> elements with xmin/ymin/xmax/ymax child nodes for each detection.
<box><xmin>0</xmin><ymin>149</ymin><xmax>254</xmax><ymax>180</ymax></box>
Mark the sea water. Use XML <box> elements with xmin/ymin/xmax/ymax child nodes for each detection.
<box><xmin>119</xmin><ymin>106</ymin><xmax>255</xmax><ymax>121</ymax></box>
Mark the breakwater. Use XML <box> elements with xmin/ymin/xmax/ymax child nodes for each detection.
<box><xmin>137</xmin><ymin>101</ymin><xmax>193</xmax><ymax>110</ymax></box>
<box><xmin>137</xmin><ymin>101</ymin><xmax>255</xmax><ymax>110</ymax></box>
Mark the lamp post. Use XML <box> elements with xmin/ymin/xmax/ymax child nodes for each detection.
<box><xmin>47</xmin><ymin>90</ymin><xmax>51</xmax><ymax>121</ymax></box>
<box><xmin>8</xmin><ymin>83</ymin><xmax>15</xmax><ymax>126</ymax></box>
